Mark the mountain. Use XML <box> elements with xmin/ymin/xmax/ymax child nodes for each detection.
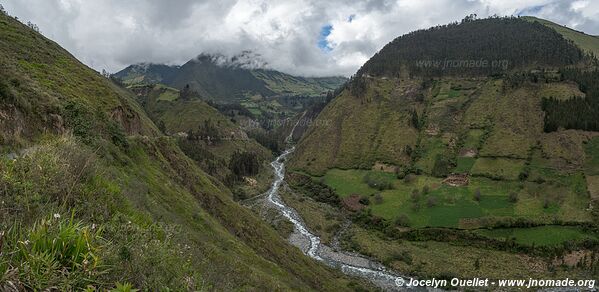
<box><xmin>114</xmin><ymin>53</ymin><xmax>347</xmax><ymax>101</ymax></box>
<box><xmin>0</xmin><ymin>11</ymin><xmax>365</xmax><ymax>291</ymax></box>
<box><xmin>288</xmin><ymin>16</ymin><xmax>599</xmax><ymax>281</ymax></box>
<box><xmin>523</xmin><ymin>16</ymin><xmax>599</xmax><ymax>58</ymax></box>
<box><xmin>112</xmin><ymin>63</ymin><xmax>180</xmax><ymax>86</ymax></box>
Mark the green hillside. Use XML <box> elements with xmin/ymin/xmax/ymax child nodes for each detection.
<box><xmin>115</xmin><ymin>55</ymin><xmax>347</xmax><ymax>101</ymax></box>
<box><xmin>523</xmin><ymin>16</ymin><xmax>599</xmax><ymax>58</ymax></box>
<box><xmin>289</xmin><ymin>16</ymin><xmax>599</xmax><ymax>281</ymax></box>
<box><xmin>355</xmin><ymin>16</ymin><xmax>587</xmax><ymax>78</ymax></box>
<box><xmin>0</xmin><ymin>12</ymin><xmax>365</xmax><ymax>291</ymax></box>
<box><xmin>131</xmin><ymin>84</ymin><xmax>274</xmax><ymax>198</ymax></box>
<box><xmin>112</xmin><ymin>63</ymin><xmax>180</xmax><ymax>86</ymax></box>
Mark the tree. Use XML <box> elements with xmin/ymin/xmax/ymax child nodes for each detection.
<box><xmin>474</xmin><ymin>188</ymin><xmax>481</xmax><ymax>201</ymax></box>
<box><xmin>427</xmin><ymin>196</ymin><xmax>438</xmax><ymax>208</ymax></box>
<box><xmin>395</xmin><ymin>214</ymin><xmax>411</xmax><ymax>227</ymax></box>
<box><xmin>0</xmin><ymin>4</ymin><xmax>5</xmax><ymax>15</ymax></box>
<box><xmin>26</xmin><ymin>21</ymin><xmax>39</xmax><ymax>32</ymax></box>
<box><xmin>229</xmin><ymin>151</ymin><xmax>260</xmax><ymax>178</ymax></box>
<box><xmin>509</xmin><ymin>192</ymin><xmax>518</xmax><ymax>203</ymax></box>
<box><xmin>422</xmin><ymin>185</ymin><xmax>430</xmax><ymax>194</ymax></box>
<box><xmin>411</xmin><ymin>189</ymin><xmax>420</xmax><ymax>202</ymax></box>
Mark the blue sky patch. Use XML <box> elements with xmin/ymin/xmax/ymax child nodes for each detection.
<box><xmin>318</xmin><ymin>24</ymin><xmax>333</xmax><ymax>52</ymax></box>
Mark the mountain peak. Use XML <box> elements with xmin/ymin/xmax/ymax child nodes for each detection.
<box><xmin>194</xmin><ymin>51</ymin><xmax>269</xmax><ymax>70</ymax></box>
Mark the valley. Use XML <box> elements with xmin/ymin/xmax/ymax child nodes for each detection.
<box><xmin>2</xmin><ymin>3</ymin><xmax>599</xmax><ymax>291</ymax></box>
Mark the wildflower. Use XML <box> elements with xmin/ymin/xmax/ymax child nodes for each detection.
<box><xmin>91</xmin><ymin>223</ymin><xmax>96</xmax><ymax>230</ymax></box>
<box><xmin>53</xmin><ymin>213</ymin><xmax>61</xmax><ymax>219</ymax></box>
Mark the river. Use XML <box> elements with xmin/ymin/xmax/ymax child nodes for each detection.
<box><xmin>264</xmin><ymin>118</ymin><xmax>424</xmax><ymax>291</ymax></box>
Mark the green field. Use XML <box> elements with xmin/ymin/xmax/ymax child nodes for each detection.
<box><xmin>475</xmin><ymin>226</ymin><xmax>597</xmax><ymax>246</ymax></box>
<box><xmin>471</xmin><ymin>157</ymin><xmax>526</xmax><ymax>180</ymax></box>
<box><xmin>462</xmin><ymin>129</ymin><xmax>485</xmax><ymax>150</ymax></box>
<box><xmin>319</xmin><ymin>169</ymin><xmax>592</xmax><ymax>228</ymax></box>
<box><xmin>454</xmin><ymin>157</ymin><xmax>476</xmax><ymax>173</ymax></box>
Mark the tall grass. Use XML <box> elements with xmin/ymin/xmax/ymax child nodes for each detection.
<box><xmin>4</xmin><ymin>213</ymin><xmax>105</xmax><ymax>290</ymax></box>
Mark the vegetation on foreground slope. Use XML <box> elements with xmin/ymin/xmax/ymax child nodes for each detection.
<box><xmin>289</xmin><ymin>16</ymin><xmax>599</xmax><ymax>281</ymax></box>
<box><xmin>0</xmin><ymin>11</ymin><xmax>367</xmax><ymax>291</ymax></box>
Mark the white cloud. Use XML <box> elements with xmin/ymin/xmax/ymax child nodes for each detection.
<box><xmin>3</xmin><ymin>0</ymin><xmax>599</xmax><ymax>77</ymax></box>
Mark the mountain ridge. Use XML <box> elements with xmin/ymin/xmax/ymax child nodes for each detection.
<box><xmin>113</xmin><ymin>52</ymin><xmax>347</xmax><ymax>102</ymax></box>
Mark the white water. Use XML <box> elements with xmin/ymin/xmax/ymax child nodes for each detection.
<box><xmin>264</xmin><ymin>117</ymin><xmax>419</xmax><ymax>291</ymax></box>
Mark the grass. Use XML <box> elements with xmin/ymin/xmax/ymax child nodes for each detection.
<box><xmin>0</xmin><ymin>12</ymin><xmax>363</xmax><ymax>292</ymax></box>
<box><xmin>471</xmin><ymin>157</ymin><xmax>526</xmax><ymax>180</ymax></box>
<box><xmin>454</xmin><ymin>157</ymin><xmax>476</xmax><ymax>173</ymax></box>
<box><xmin>251</xmin><ymin>70</ymin><xmax>346</xmax><ymax>96</ymax></box>
<box><xmin>319</xmin><ymin>168</ymin><xmax>592</xmax><ymax>228</ymax></box>
<box><xmin>345</xmin><ymin>226</ymin><xmax>594</xmax><ymax>281</ymax></box>
<box><xmin>154</xmin><ymin>84</ymin><xmax>179</xmax><ymax>101</ymax></box>
<box><xmin>475</xmin><ymin>226</ymin><xmax>597</xmax><ymax>246</ymax></box>
<box><xmin>414</xmin><ymin>137</ymin><xmax>447</xmax><ymax>174</ymax></box>
<box><xmin>321</xmin><ymin>169</ymin><xmax>380</xmax><ymax>197</ymax></box>
<box><xmin>462</xmin><ymin>129</ymin><xmax>485</xmax><ymax>150</ymax></box>
<box><xmin>290</xmin><ymin>79</ymin><xmax>419</xmax><ymax>176</ymax></box>
<box><xmin>585</xmin><ymin>137</ymin><xmax>599</xmax><ymax>175</ymax></box>
<box><xmin>538</xmin><ymin>82</ymin><xmax>585</xmax><ymax>101</ymax></box>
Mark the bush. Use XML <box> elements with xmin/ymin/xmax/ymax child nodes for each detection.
<box><xmin>373</xmin><ymin>193</ymin><xmax>383</xmax><ymax>204</ymax></box>
<box><xmin>474</xmin><ymin>188</ymin><xmax>481</xmax><ymax>201</ymax></box>
<box><xmin>395</xmin><ymin>214</ymin><xmax>411</xmax><ymax>227</ymax></box>
<box><xmin>422</xmin><ymin>185</ymin><xmax>430</xmax><ymax>194</ymax></box>
<box><xmin>509</xmin><ymin>192</ymin><xmax>518</xmax><ymax>203</ymax></box>
<box><xmin>411</xmin><ymin>189</ymin><xmax>420</xmax><ymax>202</ymax></box>
<box><xmin>427</xmin><ymin>196</ymin><xmax>438</xmax><ymax>208</ymax></box>
<box><xmin>363</xmin><ymin>172</ymin><xmax>394</xmax><ymax>191</ymax></box>
<box><xmin>359</xmin><ymin>196</ymin><xmax>370</xmax><ymax>205</ymax></box>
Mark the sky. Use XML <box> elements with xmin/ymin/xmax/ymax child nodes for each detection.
<box><xmin>2</xmin><ymin>0</ymin><xmax>599</xmax><ymax>77</ymax></box>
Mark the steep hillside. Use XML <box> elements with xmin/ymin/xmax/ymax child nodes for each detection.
<box><xmin>112</xmin><ymin>63</ymin><xmax>180</xmax><ymax>86</ymax></box>
<box><xmin>523</xmin><ymin>16</ymin><xmax>599</xmax><ymax>58</ymax></box>
<box><xmin>288</xmin><ymin>16</ymin><xmax>599</xmax><ymax>281</ymax></box>
<box><xmin>355</xmin><ymin>16</ymin><xmax>587</xmax><ymax>79</ymax></box>
<box><xmin>115</xmin><ymin>53</ymin><xmax>347</xmax><ymax>101</ymax></box>
<box><xmin>0</xmin><ymin>11</ymin><xmax>366</xmax><ymax>291</ymax></box>
<box><xmin>131</xmin><ymin>84</ymin><xmax>274</xmax><ymax>199</ymax></box>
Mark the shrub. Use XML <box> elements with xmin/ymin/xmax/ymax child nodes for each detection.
<box><xmin>509</xmin><ymin>192</ymin><xmax>518</xmax><ymax>203</ymax></box>
<box><xmin>395</xmin><ymin>214</ymin><xmax>411</xmax><ymax>227</ymax></box>
<box><xmin>474</xmin><ymin>188</ymin><xmax>481</xmax><ymax>201</ymax></box>
<box><xmin>110</xmin><ymin>282</ymin><xmax>139</xmax><ymax>292</ymax></box>
<box><xmin>363</xmin><ymin>172</ymin><xmax>394</xmax><ymax>191</ymax></box>
<box><xmin>411</xmin><ymin>189</ymin><xmax>420</xmax><ymax>202</ymax></box>
<box><xmin>373</xmin><ymin>193</ymin><xmax>383</xmax><ymax>204</ymax></box>
<box><xmin>427</xmin><ymin>196</ymin><xmax>438</xmax><ymax>208</ymax></box>
<box><xmin>422</xmin><ymin>185</ymin><xmax>430</xmax><ymax>194</ymax></box>
<box><xmin>9</xmin><ymin>214</ymin><xmax>104</xmax><ymax>290</ymax></box>
<box><xmin>359</xmin><ymin>196</ymin><xmax>370</xmax><ymax>205</ymax></box>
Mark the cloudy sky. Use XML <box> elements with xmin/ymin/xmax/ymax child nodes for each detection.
<box><xmin>3</xmin><ymin>0</ymin><xmax>599</xmax><ymax>77</ymax></box>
